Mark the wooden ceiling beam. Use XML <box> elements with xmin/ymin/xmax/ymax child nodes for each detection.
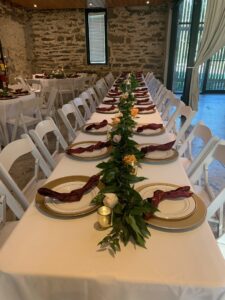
<box><xmin>8</xmin><ymin>0</ymin><xmax>172</xmax><ymax>10</ymax></box>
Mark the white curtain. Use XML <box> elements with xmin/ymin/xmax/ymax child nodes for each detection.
<box><xmin>189</xmin><ymin>0</ymin><xmax>225</xmax><ymax>110</ymax></box>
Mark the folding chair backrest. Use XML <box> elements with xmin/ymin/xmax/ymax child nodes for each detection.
<box><xmin>174</xmin><ymin>105</ymin><xmax>196</xmax><ymax>148</ymax></box>
<box><xmin>72</xmin><ymin>97</ymin><xmax>91</xmax><ymax>120</ymax></box>
<box><xmin>87</xmin><ymin>87</ymin><xmax>101</xmax><ymax>106</ymax></box>
<box><xmin>29</xmin><ymin>117</ymin><xmax>68</xmax><ymax>170</ymax></box>
<box><xmin>178</xmin><ymin>122</ymin><xmax>220</xmax><ymax>176</ymax></box>
<box><xmin>0</xmin><ymin>134</ymin><xmax>51</xmax><ymax>210</ymax></box>
<box><xmin>104</xmin><ymin>73</ymin><xmax>114</xmax><ymax>88</ymax></box>
<box><xmin>46</xmin><ymin>87</ymin><xmax>58</xmax><ymax>116</ymax></box>
<box><xmin>58</xmin><ymin>103</ymin><xmax>83</xmax><ymax>142</ymax></box>
<box><xmin>80</xmin><ymin>91</ymin><xmax>96</xmax><ymax>113</ymax></box>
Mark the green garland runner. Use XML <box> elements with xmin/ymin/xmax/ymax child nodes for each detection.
<box><xmin>92</xmin><ymin>73</ymin><xmax>157</xmax><ymax>253</ymax></box>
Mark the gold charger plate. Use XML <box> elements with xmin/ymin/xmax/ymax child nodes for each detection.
<box><xmin>134</xmin><ymin>125</ymin><xmax>165</xmax><ymax>136</ymax></box>
<box><xmin>138</xmin><ymin>143</ymin><xmax>178</xmax><ymax>164</ymax></box>
<box><xmin>36</xmin><ymin>175</ymin><xmax>103</xmax><ymax>218</ymax></box>
<box><xmin>81</xmin><ymin>123</ymin><xmax>112</xmax><ymax>135</ymax></box>
<box><xmin>137</xmin><ymin>183</ymin><xmax>206</xmax><ymax>231</ymax></box>
<box><xmin>66</xmin><ymin>140</ymin><xmax>112</xmax><ymax>160</ymax></box>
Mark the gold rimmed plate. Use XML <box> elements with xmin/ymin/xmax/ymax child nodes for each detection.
<box><xmin>66</xmin><ymin>140</ymin><xmax>112</xmax><ymax>161</ymax></box>
<box><xmin>36</xmin><ymin>175</ymin><xmax>103</xmax><ymax>218</ymax></box>
<box><xmin>136</xmin><ymin>183</ymin><xmax>206</xmax><ymax>231</ymax></box>
<box><xmin>138</xmin><ymin>143</ymin><xmax>178</xmax><ymax>164</ymax></box>
<box><xmin>134</xmin><ymin>124</ymin><xmax>165</xmax><ymax>136</ymax></box>
<box><xmin>81</xmin><ymin>123</ymin><xmax>112</xmax><ymax>135</ymax></box>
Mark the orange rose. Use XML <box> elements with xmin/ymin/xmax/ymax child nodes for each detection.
<box><xmin>130</xmin><ymin>107</ymin><xmax>139</xmax><ymax>117</ymax></box>
<box><xmin>123</xmin><ymin>154</ymin><xmax>137</xmax><ymax>165</ymax></box>
<box><xmin>112</xmin><ymin>117</ymin><xmax>120</xmax><ymax>125</ymax></box>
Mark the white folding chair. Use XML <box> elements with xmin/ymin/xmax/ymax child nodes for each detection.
<box><xmin>94</xmin><ymin>79</ymin><xmax>108</xmax><ymax>101</ymax></box>
<box><xmin>104</xmin><ymin>72</ymin><xmax>114</xmax><ymax>88</ymax></box>
<box><xmin>0</xmin><ymin>193</ymin><xmax>19</xmax><ymax>248</ymax></box>
<box><xmin>189</xmin><ymin>140</ymin><xmax>225</xmax><ymax>236</ymax></box>
<box><xmin>40</xmin><ymin>87</ymin><xmax>59</xmax><ymax>122</ymax></box>
<box><xmin>169</xmin><ymin>105</ymin><xmax>196</xmax><ymax>148</ymax></box>
<box><xmin>58</xmin><ymin>103</ymin><xmax>83</xmax><ymax>143</ymax></box>
<box><xmin>0</xmin><ymin>134</ymin><xmax>51</xmax><ymax>208</ymax></box>
<box><xmin>7</xmin><ymin>97</ymin><xmax>43</xmax><ymax>141</ymax></box>
<box><xmin>73</xmin><ymin>77</ymin><xmax>86</xmax><ymax>96</ymax></box>
<box><xmin>161</xmin><ymin>92</ymin><xmax>185</xmax><ymax>133</ymax></box>
<box><xmin>145</xmin><ymin>72</ymin><xmax>153</xmax><ymax>85</ymax></box>
<box><xmin>29</xmin><ymin>117</ymin><xmax>68</xmax><ymax>171</ymax></box>
<box><xmin>72</xmin><ymin>97</ymin><xmax>91</xmax><ymax>121</ymax></box>
<box><xmin>15</xmin><ymin>76</ymin><xmax>30</xmax><ymax>92</ymax></box>
<box><xmin>80</xmin><ymin>91</ymin><xmax>96</xmax><ymax>113</ymax></box>
<box><xmin>178</xmin><ymin>122</ymin><xmax>220</xmax><ymax>177</ymax></box>
<box><xmin>58</xmin><ymin>78</ymin><xmax>75</xmax><ymax>106</ymax></box>
<box><xmin>87</xmin><ymin>87</ymin><xmax>101</xmax><ymax>106</ymax></box>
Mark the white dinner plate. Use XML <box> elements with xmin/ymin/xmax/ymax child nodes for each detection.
<box><xmin>138</xmin><ymin>184</ymin><xmax>196</xmax><ymax>220</ymax></box>
<box><xmin>67</xmin><ymin>141</ymin><xmax>111</xmax><ymax>160</ymax></box>
<box><xmin>45</xmin><ymin>181</ymin><xmax>99</xmax><ymax>215</ymax></box>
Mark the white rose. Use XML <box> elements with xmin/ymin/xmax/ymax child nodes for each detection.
<box><xmin>113</xmin><ymin>134</ymin><xmax>121</xmax><ymax>143</ymax></box>
<box><xmin>103</xmin><ymin>193</ymin><xmax>119</xmax><ymax>208</ymax></box>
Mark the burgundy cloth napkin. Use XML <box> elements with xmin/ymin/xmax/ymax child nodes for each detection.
<box><xmin>135</xmin><ymin>87</ymin><xmax>148</xmax><ymax>92</ymax></box>
<box><xmin>135</xmin><ymin>92</ymin><xmax>148</xmax><ymax>97</ymax></box>
<box><xmin>136</xmin><ymin>105</ymin><xmax>156</xmax><ymax>112</ymax></box>
<box><xmin>141</xmin><ymin>140</ymin><xmax>175</xmax><ymax>154</ymax></box>
<box><xmin>107</xmin><ymin>92</ymin><xmax>122</xmax><ymax>97</ymax></box>
<box><xmin>136</xmin><ymin>99</ymin><xmax>151</xmax><ymax>104</ymax></box>
<box><xmin>103</xmin><ymin>98</ymin><xmax>117</xmax><ymax>104</ymax></box>
<box><xmin>66</xmin><ymin>141</ymin><xmax>111</xmax><ymax>154</ymax></box>
<box><xmin>38</xmin><ymin>174</ymin><xmax>101</xmax><ymax>203</ymax></box>
<box><xmin>85</xmin><ymin>120</ymin><xmax>108</xmax><ymax>131</ymax></box>
<box><xmin>144</xmin><ymin>186</ymin><xmax>193</xmax><ymax>219</ymax></box>
<box><xmin>136</xmin><ymin>123</ymin><xmax>163</xmax><ymax>133</ymax></box>
<box><xmin>96</xmin><ymin>105</ymin><xmax>116</xmax><ymax>112</ymax></box>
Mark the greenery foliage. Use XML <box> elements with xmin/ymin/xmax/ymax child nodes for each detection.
<box><xmin>92</xmin><ymin>73</ymin><xmax>157</xmax><ymax>253</ymax></box>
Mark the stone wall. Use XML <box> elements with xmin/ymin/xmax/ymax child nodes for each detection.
<box><xmin>0</xmin><ymin>1</ymin><xmax>169</xmax><ymax>81</ymax></box>
<box><xmin>29</xmin><ymin>5</ymin><xmax>168</xmax><ymax>79</ymax></box>
<box><xmin>0</xmin><ymin>0</ymin><xmax>32</xmax><ymax>81</ymax></box>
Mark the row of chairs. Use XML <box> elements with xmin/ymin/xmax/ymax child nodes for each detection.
<box><xmin>146</xmin><ymin>72</ymin><xmax>225</xmax><ymax>238</ymax></box>
<box><xmin>0</xmin><ymin>72</ymin><xmax>115</xmax><ymax>247</ymax></box>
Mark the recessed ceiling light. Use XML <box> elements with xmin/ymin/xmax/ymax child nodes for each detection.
<box><xmin>33</xmin><ymin>4</ymin><xmax>37</xmax><ymax>8</ymax></box>
<box><xmin>146</xmin><ymin>0</ymin><xmax>150</xmax><ymax>4</ymax></box>
<box><xmin>89</xmin><ymin>2</ymin><xmax>93</xmax><ymax>6</ymax></box>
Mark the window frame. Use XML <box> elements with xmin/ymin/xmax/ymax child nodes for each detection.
<box><xmin>85</xmin><ymin>8</ymin><xmax>108</xmax><ymax>65</ymax></box>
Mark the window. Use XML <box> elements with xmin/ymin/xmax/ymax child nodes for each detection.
<box><xmin>85</xmin><ymin>9</ymin><xmax>108</xmax><ymax>65</ymax></box>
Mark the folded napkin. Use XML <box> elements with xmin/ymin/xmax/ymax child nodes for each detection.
<box><xmin>38</xmin><ymin>174</ymin><xmax>101</xmax><ymax>203</ymax></box>
<box><xmin>141</xmin><ymin>140</ymin><xmax>175</xmax><ymax>154</ymax></box>
<box><xmin>144</xmin><ymin>186</ymin><xmax>193</xmax><ymax>219</ymax></box>
<box><xmin>136</xmin><ymin>99</ymin><xmax>151</xmax><ymax>104</ymax></box>
<box><xmin>96</xmin><ymin>105</ymin><xmax>116</xmax><ymax>112</ymax></box>
<box><xmin>135</xmin><ymin>87</ymin><xmax>148</xmax><ymax>92</ymax></box>
<box><xmin>86</xmin><ymin>120</ymin><xmax>108</xmax><ymax>131</ymax></box>
<box><xmin>107</xmin><ymin>92</ymin><xmax>122</xmax><ymax>97</ymax></box>
<box><xmin>136</xmin><ymin>105</ymin><xmax>156</xmax><ymax>112</ymax></box>
<box><xmin>136</xmin><ymin>123</ymin><xmax>163</xmax><ymax>133</ymax></box>
<box><xmin>103</xmin><ymin>98</ymin><xmax>117</xmax><ymax>104</ymax></box>
<box><xmin>66</xmin><ymin>141</ymin><xmax>111</xmax><ymax>154</ymax></box>
<box><xmin>135</xmin><ymin>92</ymin><xmax>148</xmax><ymax>97</ymax></box>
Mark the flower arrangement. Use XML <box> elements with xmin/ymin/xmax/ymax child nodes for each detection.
<box><xmin>49</xmin><ymin>67</ymin><xmax>65</xmax><ymax>79</ymax></box>
<box><xmin>92</xmin><ymin>73</ymin><xmax>157</xmax><ymax>253</ymax></box>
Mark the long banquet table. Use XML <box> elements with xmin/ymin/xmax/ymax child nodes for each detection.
<box><xmin>0</xmin><ymin>85</ymin><xmax>225</xmax><ymax>300</ymax></box>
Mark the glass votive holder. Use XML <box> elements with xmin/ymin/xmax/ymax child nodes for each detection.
<box><xmin>97</xmin><ymin>206</ymin><xmax>112</xmax><ymax>229</ymax></box>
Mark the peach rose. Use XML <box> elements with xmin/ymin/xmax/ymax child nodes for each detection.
<box><xmin>123</xmin><ymin>154</ymin><xmax>137</xmax><ymax>165</ymax></box>
<box><xmin>112</xmin><ymin>117</ymin><xmax>120</xmax><ymax>125</ymax></box>
<box><xmin>130</xmin><ymin>107</ymin><xmax>139</xmax><ymax>117</ymax></box>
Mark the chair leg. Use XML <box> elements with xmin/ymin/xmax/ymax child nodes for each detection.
<box><xmin>11</xmin><ymin>122</ymin><xmax>19</xmax><ymax>141</ymax></box>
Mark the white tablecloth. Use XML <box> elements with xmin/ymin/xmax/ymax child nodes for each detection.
<box><xmin>0</xmin><ymin>94</ymin><xmax>225</xmax><ymax>300</ymax></box>
<box><xmin>0</xmin><ymin>93</ymin><xmax>36</xmax><ymax>144</ymax></box>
